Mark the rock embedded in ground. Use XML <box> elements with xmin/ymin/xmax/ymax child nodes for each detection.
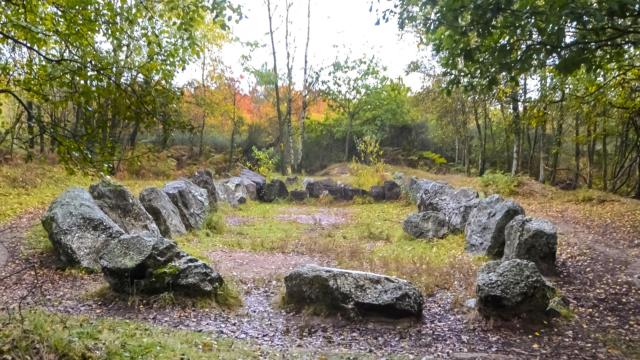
<box><xmin>503</xmin><ymin>215</ymin><xmax>558</xmax><ymax>275</ymax></box>
<box><xmin>306</xmin><ymin>178</ymin><xmax>337</xmax><ymax>198</ymax></box>
<box><xmin>260</xmin><ymin>179</ymin><xmax>289</xmax><ymax>202</ymax></box>
<box><xmin>163</xmin><ymin>180</ymin><xmax>210</xmax><ymax>230</ymax></box>
<box><xmin>190</xmin><ymin>170</ymin><xmax>219</xmax><ymax>206</ymax></box>
<box><xmin>465</xmin><ymin>194</ymin><xmax>524</xmax><ymax>258</ymax></box>
<box><xmin>139</xmin><ymin>187</ymin><xmax>187</xmax><ymax>239</ymax></box>
<box><xmin>289</xmin><ymin>189</ymin><xmax>309</xmax><ymax>202</ymax></box>
<box><xmin>340</xmin><ymin>185</ymin><xmax>367</xmax><ymax>201</ymax></box>
<box><xmin>284</xmin><ymin>264</ymin><xmax>424</xmax><ymax>319</ymax></box>
<box><xmin>369</xmin><ymin>186</ymin><xmax>385</xmax><ymax>201</ymax></box>
<box><xmin>99</xmin><ymin>233</ymin><xmax>223</xmax><ymax>296</ymax></box>
<box><xmin>227</xmin><ymin>177</ymin><xmax>257</xmax><ymax>201</ymax></box>
<box><xmin>41</xmin><ymin>188</ymin><xmax>125</xmax><ymax>271</ymax></box>
<box><xmin>476</xmin><ymin>259</ymin><xmax>555</xmax><ymax>319</ymax></box>
<box><xmin>383</xmin><ymin>181</ymin><xmax>401</xmax><ymax>200</ymax></box>
<box><xmin>403</xmin><ymin>211</ymin><xmax>450</xmax><ymax>240</ymax></box>
<box><xmin>239</xmin><ymin>168</ymin><xmax>266</xmax><ymax>192</ymax></box>
<box><xmin>89</xmin><ymin>179</ymin><xmax>160</xmax><ymax>236</ymax></box>
<box><xmin>418</xmin><ymin>185</ymin><xmax>479</xmax><ymax>231</ymax></box>
<box><xmin>285</xmin><ymin>176</ymin><xmax>298</xmax><ymax>185</ymax></box>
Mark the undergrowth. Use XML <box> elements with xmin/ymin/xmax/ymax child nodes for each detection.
<box><xmin>0</xmin><ymin>309</ymin><xmax>266</xmax><ymax>359</ymax></box>
<box><xmin>479</xmin><ymin>170</ymin><xmax>520</xmax><ymax>196</ymax></box>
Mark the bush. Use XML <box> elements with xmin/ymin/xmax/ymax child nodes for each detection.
<box><xmin>479</xmin><ymin>171</ymin><xmax>520</xmax><ymax>196</ymax></box>
<box><xmin>247</xmin><ymin>146</ymin><xmax>276</xmax><ymax>177</ymax></box>
<box><xmin>350</xmin><ymin>162</ymin><xmax>387</xmax><ymax>189</ymax></box>
<box><xmin>203</xmin><ymin>212</ymin><xmax>226</xmax><ymax>235</ymax></box>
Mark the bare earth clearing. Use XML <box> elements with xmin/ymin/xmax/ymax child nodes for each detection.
<box><xmin>1</xmin><ymin>183</ymin><xmax>639</xmax><ymax>358</ymax></box>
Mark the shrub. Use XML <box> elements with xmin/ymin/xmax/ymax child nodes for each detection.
<box><xmin>203</xmin><ymin>212</ymin><xmax>226</xmax><ymax>235</ymax></box>
<box><xmin>247</xmin><ymin>146</ymin><xmax>276</xmax><ymax>177</ymax></box>
<box><xmin>350</xmin><ymin>162</ymin><xmax>387</xmax><ymax>189</ymax></box>
<box><xmin>479</xmin><ymin>170</ymin><xmax>520</xmax><ymax>196</ymax></box>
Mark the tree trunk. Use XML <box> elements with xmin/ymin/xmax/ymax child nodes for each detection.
<box><xmin>284</xmin><ymin>0</ymin><xmax>294</xmax><ymax>174</ymax></box>
<box><xmin>574</xmin><ymin>113</ymin><xmax>581</xmax><ymax>187</ymax></box>
<box><xmin>473</xmin><ymin>99</ymin><xmax>485</xmax><ymax>175</ymax></box>
<box><xmin>296</xmin><ymin>0</ymin><xmax>311</xmax><ymax>173</ymax></box>
<box><xmin>586</xmin><ymin>120</ymin><xmax>595</xmax><ymax>188</ymax></box>
<box><xmin>345</xmin><ymin>114</ymin><xmax>353</xmax><ymax>161</ymax></box>
<box><xmin>538</xmin><ymin>120</ymin><xmax>546</xmax><ymax>183</ymax></box>
<box><xmin>266</xmin><ymin>0</ymin><xmax>286</xmax><ymax>175</ymax></box>
<box><xmin>510</xmin><ymin>89</ymin><xmax>520</xmax><ymax>176</ymax></box>
<box><xmin>602</xmin><ymin>119</ymin><xmax>608</xmax><ymax>191</ymax></box>
<box><xmin>228</xmin><ymin>90</ymin><xmax>238</xmax><ymax>170</ymax></box>
<box><xmin>26</xmin><ymin>101</ymin><xmax>35</xmax><ymax>160</ymax></box>
<box><xmin>550</xmin><ymin>90</ymin><xmax>565</xmax><ymax>185</ymax></box>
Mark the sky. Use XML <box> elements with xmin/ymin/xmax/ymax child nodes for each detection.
<box><xmin>176</xmin><ymin>0</ymin><xmax>425</xmax><ymax>91</ymax></box>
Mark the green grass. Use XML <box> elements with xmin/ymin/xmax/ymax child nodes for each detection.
<box><xmin>180</xmin><ymin>200</ymin><xmax>483</xmax><ymax>299</ymax></box>
<box><xmin>0</xmin><ymin>309</ymin><xmax>268</xmax><ymax>359</ymax></box>
<box><xmin>0</xmin><ymin>163</ymin><xmax>166</xmax><ymax>224</ymax></box>
<box><xmin>23</xmin><ymin>223</ymin><xmax>53</xmax><ymax>255</ymax></box>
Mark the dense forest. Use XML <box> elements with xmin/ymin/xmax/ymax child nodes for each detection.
<box><xmin>1</xmin><ymin>0</ymin><xmax>639</xmax><ymax>197</ymax></box>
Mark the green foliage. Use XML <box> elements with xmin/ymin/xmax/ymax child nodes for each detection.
<box><xmin>248</xmin><ymin>146</ymin><xmax>277</xmax><ymax>177</ymax></box>
<box><xmin>349</xmin><ymin>163</ymin><xmax>387</xmax><ymax>190</ymax></box>
<box><xmin>479</xmin><ymin>171</ymin><xmax>520</xmax><ymax>196</ymax></box>
<box><xmin>203</xmin><ymin>212</ymin><xmax>227</xmax><ymax>235</ymax></box>
<box><xmin>0</xmin><ymin>309</ymin><xmax>265</xmax><ymax>359</ymax></box>
<box><xmin>214</xmin><ymin>282</ymin><xmax>243</xmax><ymax>309</ymax></box>
<box><xmin>420</xmin><ymin>151</ymin><xmax>447</xmax><ymax>165</ymax></box>
<box><xmin>355</xmin><ymin>134</ymin><xmax>383</xmax><ymax>165</ymax></box>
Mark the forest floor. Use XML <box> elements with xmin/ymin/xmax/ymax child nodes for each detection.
<box><xmin>0</xmin><ymin>164</ymin><xmax>639</xmax><ymax>359</ymax></box>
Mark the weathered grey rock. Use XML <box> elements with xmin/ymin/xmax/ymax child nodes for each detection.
<box><xmin>370</xmin><ymin>186</ymin><xmax>385</xmax><ymax>201</ymax></box>
<box><xmin>42</xmin><ymin>188</ymin><xmax>125</xmax><ymax>271</ymax></box>
<box><xmin>163</xmin><ymin>180</ymin><xmax>210</xmax><ymax>230</ymax></box>
<box><xmin>504</xmin><ymin>216</ymin><xmax>558</xmax><ymax>275</ymax></box>
<box><xmin>190</xmin><ymin>170</ymin><xmax>219</xmax><ymax>206</ymax></box>
<box><xmin>214</xmin><ymin>180</ymin><xmax>239</xmax><ymax>207</ymax></box>
<box><xmin>290</xmin><ymin>189</ymin><xmax>309</xmax><ymax>202</ymax></box>
<box><xmin>171</xmin><ymin>252</ymin><xmax>224</xmax><ymax>296</ymax></box>
<box><xmin>260</xmin><ymin>179</ymin><xmax>289</xmax><ymax>202</ymax></box>
<box><xmin>89</xmin><ymin>179</ymin><xmax>160</xmax><ymax>236</ymax></box>
<box><xmin>410</xmin><ymin>179</ymin><xmax>449</xmax><ymax>205</ymax></box>
<box><xmin>286</xmin><ymin>176</ymin><xmax>298</xmax><ymax>185</ymax></box>
<box><xmin>476</xmin><ymin>259</ymin><xmax>555</xmax><ymax>319</ymax></box>
<box><xmin>284</xmin><ymin>264</ymin><xmax>424</xmax><ymax>319</ymax></box>
<box><xmin>227</xmin><ymin>177</ymin><xmax>257</xmax><ymax>200</ymax></box>
<box><xmin>383</xmin><ymin>181</ymin><xmax>401</xmax><ymax>200</ymax></box>
<box><xmin>403</xmin><ymin>211</ymin><xmax>450</xmax><ymax>240</ymax></box>
<box><xmin>418</xmin><ymin>185</ymin><xmax>479</xmax><ymax>231</ymax></box>
<box><xmin>139</xmin><ymin>187</ymin><xmax>187</xmax><ymax>239</ymax></box>
<box><xmin>340</xmin><ymin>186</ymin><xmax>367</xmax><ymax>201</ymax></box>
<box><xmin>465</xmin><ymin>195</ymin><xmax>524</xmax><ymax>258</ymax></box>
<box><xmin>239</xmin><ymin>168</ymin><xmax>266</xmax><ymax>191</ymax></box>
<box><xmin>99</xmin><ymin>233</ymin><xmax>222</xmax><ymax>296</ymax></box>
<box><xmin>306</xmin><ymin>178</ymin><xmax>337</xmax><ymax>198</ymax></box>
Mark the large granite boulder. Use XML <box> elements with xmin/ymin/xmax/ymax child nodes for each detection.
<box><xmin>163</xmin><ymin>180</ymin><xmax>210</xmax><ymax>230</ymax></box>
<box><xmin>89</xmin><ymin>179</ymin><xmax>160</xmax><ymax>236</ymax></box>
<box><xmin>239</xmin><ymin>168</ymin><xmax>266</xmax><ymax>191</ymax></box>
<box><xmin>411</xmin><ymin>179</ymin><xmax>450</xmax><ymax>205</ymax></box>
<box><xmin>465</xmin><ymin>194</ymin><xmax>524</xmax><ymax>258</ymax></box>
<box><xmin>99</xmin><ymin>233</ymin><xmax>223</xmax><ymax>296</ymax></box>
<box><xmin>403</xmin><ymin>212</ymin><xmax>450</xmax><ymax>240</ymax></box>
<box><xmin>418</xmin><ymin>185</ymin><xmax>479</xmax><ymax>231</ymax></box>
<box><xmin>227</xmin><ymin>177</ymin><xmax>257</xmax><ymax>201</ymax></box>
<box><xmin>306</xmin><ymin>178</ymin><xmax>337</xmax><ymax>198</ymax></box>
<box><xmin>476</xmin><ymin>259</ymin><xmax>555</xmax><ymax>319</ymax></box>
<box><xmin>139</xmin><ymin>187</ymin><xmax>187</xmax><ymax>239</ymax></box>
<box><xmin>260</xmin><ymin>179</ymin><xmax>289</xmax><ymax>202</ymax></box>
<box><xmin>369</xmin><ymin>186</ymin><xmax>385</xmax><ymax>202</ymax></box>
<box><xmin>339</xmin><ymin>185</ymin><xmax>367</xmax><ymax>201</ymax></box>
<box><xmin>190</xmin><ymin>170</ymin><xmax>219</xmax><ymax>206</ymax></box>
<box><xmin>290</xmin><ymin>189</ymin><xmax>309</xmax><ymax>202</ymax></box>
<box><xmin>383</xmin><ymin>181</ymin><xmax>401</xmax><ymax>200</ymax></box>
<box><xmin>504</xmin><ymin>216</ymin><xmax>558</xmax><ymax>275</ymax></box>
<box><xmin>41</xmin><ymin>188</ymin><xmax>125</xmax><ymax>271</ymax></box>
<box><xmin>284</xmin><ymin>264</ymin><xmax>424</xmax><ymax>319</ymax></box>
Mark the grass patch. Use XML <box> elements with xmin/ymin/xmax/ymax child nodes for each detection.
<box><xmin>23</xmin><ymin>223</ymin><xmax>53</xmax><ymax>255</ymax></box>
<box><xmin>0</xmin><ymin>309</ymin><xmax>267</xmax><ymax>359</ymax></box>
<box><xmin>349</xmin><ymin>162</ymin><xmax>388</xmax><ymax>189</ymax></box>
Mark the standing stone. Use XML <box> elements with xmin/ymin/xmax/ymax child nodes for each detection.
<box><xmin>383</xmin><ymin>181</ymin><xmax>401</xmax><ymax>200</ymax></box>
<box><xmin>99</xmin><ymin>233</ymin><xmax>223</xmax><ymax>296</ymax></box>
<box><xmin>190</xmin><ymin>170</ymin><xmax>219</xmax><ymax>206</ymax></box>
<box><xmin>306</xmin><ymin>179</ymin><xmax>337</xmax><ymax>198</ymax></box>
<box><xmin>290</xmin><ymin>189</ymin><xmax>309</xmax><ymax>202</ymax></box>
<box><xmin>240</xmin><ymin>168</ymin><xmax>266</xmax><ymax>194</ymax></box>
<box><xmin>260</xmin><ymin>179</ymin><xmax>289</xmax><ymax>202</ymax></box>
<box><xmin>465</xmin><ymin>194</ymin><xmax>524</xmax><ymax>258</ymax></box>
<box><xmin>340</xmin><ymin>186</ymin><xmax>366</xmax><ymax>201</ymax></box>
<box><xmin>476</xmin><ymin>259</ymin><xmax>555</xmax><ymax>319</ymax></box>
<box><xmin>140</xmin><ymin>187</ymin><xmax>187</xmax><ymax>239</ymax></box>
<box><xmin>370</xmin><ymin>186</ymin><xmax>385</xmax><ymax>201</ymax></box>
<box><xmin>403</xmin><ymin>212</ymin><xmax>450</xmax><ymax>240</ymax></box>
<box><xmin>42</xmin><ymin>188</ymin><xmax>125</xmax><ymax>271</ymax></box>
<box><xmin>418</xmin><ymin>185</ymin><xmax>479</xmax><ymax>231</ymax></box>
<box><xmin>227</xmin><ymin>177</ymin><xmax>256</xmax><ymax>201</ymax></box>
<box><xmin>504</xmin><ymin>216</ymin><xmax>558</xmax><ymax>275</ymax></box>
<box><xmin>89</xmin><ymin>179</ymin><xmax>160</xmax><ymax>236</ymax></box>
<box><xmin>163</xmin><ymin>180</ymin><xmax>210</xmax><ymax>230</ymax></box>
<box><xmin>284</xmin><ymin>264</ymin><xmax>424</xmax><ymax>319</ymax></box>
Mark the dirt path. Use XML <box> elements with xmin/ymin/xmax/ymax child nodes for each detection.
<box><xmin>1</xmin><ymin>205</ymin><xmax>638</xmax><ymax>358</ymax></box>
<box><xmin>0</xmin><ymin>242</ymin><xmax>7</xmax><ymax>269</ymax></box>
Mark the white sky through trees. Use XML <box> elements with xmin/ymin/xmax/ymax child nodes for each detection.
<box><xmin>176</xmin><ymin>0</ymin><xmax>424</xmax><ymax>91</ymax></box>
